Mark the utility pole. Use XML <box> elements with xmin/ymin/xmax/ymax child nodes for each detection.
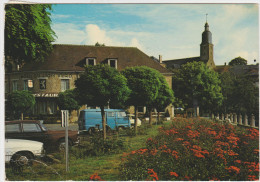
<box><xmin>61</xmin><ymin>110</ymin><xmax>69</xmax><ymax>172</ymax></box>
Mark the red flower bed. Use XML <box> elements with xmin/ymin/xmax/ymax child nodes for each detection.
<box><xmin>89</xmin><ymin>173</ymin><xmax>103</xmax><ymax>181</ymax></box>
<box><xmin>120</xmin><ymin>118</ymin><xmax>259</xmax><ymax>181</ymax></box>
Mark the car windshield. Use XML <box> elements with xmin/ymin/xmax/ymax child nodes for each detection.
<box><xmin>40</xmin><ymin>123</ymin><xmax>47</xmax><ymax>131</ymax></box>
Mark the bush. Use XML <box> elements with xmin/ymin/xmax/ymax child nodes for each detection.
<box><xmin>71</xmin><ymin>133</ymin><xmax>126</xmax><ymax>158</ymax></box>
<box><xmin>120</xmin><ymin>118</ymin><xmax>259</xmax><ymax>181</ymax></box>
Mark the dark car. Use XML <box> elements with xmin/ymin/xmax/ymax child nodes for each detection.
<box><xmin>5</xmin><ymin>120</ymin><xmax>79</xmax><ymax>151</ymax></box>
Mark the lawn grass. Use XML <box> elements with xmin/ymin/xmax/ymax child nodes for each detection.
<box><xmin>6</xmin><ymin>121</ymin><xmax>169</xmax><ymax>181</ymax></box>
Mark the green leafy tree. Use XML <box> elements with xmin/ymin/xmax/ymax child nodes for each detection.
<box><xmin>57</xmin><ymin>89</ymin><xmax>80</xmax><ymax>112</ymax></box>
<box><xmin>95</xmin><ymin>42</ymin><xmax>105</xmax><ymax>46</ymax></box>
<box><xmin>75</xmin><ymin>64</ymin><xmax>130</xmax><ymax>139</ymax></box>
<box><xmin>150</xmin><ymin>74</ymin><xmax>174</xmax><ymax>122</ymax></box>
<box><xmin>122</xmin><ymin>66</ymin><xmax>161</xmax><ymax>129</ymax></box>
<box><xmin>228</xmin><ymin>56</ymin><xmax>247</xmax><ymax>66</ymax></box>
<box><xmin>5</xmin><ymin>4</ymin><xmax>56</xmax><ymax>66</ymax></box>
<box><xmin>172</xmin><ymin>61</ymin><xmax>223</xmax><ymax>115</ymax></box>
<box><xmin>7</xmin><ymin>90</ymin><xmax>35</xmax><ymax>120</ymax></box>
<box><xmin>219</xmin><ymin>72</ymin><xmax>237</xmax><ymax>113</ymax></box>
<box><xmin>233</xmin><ymin>77</ymin><xmax>258</xmax><ymax>116</ymax></box>
<box><xmin>220</xmin><ymin>72</ymin><xmax>258</xmax><ymax>119</ymax></box>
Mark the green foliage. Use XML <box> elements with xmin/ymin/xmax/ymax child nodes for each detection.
<box><xmin>72</xmin><ymin>134</ymin><xmax>126</xmax><ymax>158</ymax></box>
<box><xmin>120</xmin><ymin>118</ymin><xmax>259</xmax><ymax>181</ymax></box>
<box><xmin>95</xmin><ymin>42</ymin><xmax>105</xmax><ymax>46</ymax></box>
<box><xmin>151</xmin><ymin>74</ymin><xmax>174</xmax><ymax>112</ymax></box>
<box><xmin>122</xmin><ymin>66</ymin><xmax>161</xmax><ymax>107</ymax></box>
<box><xmin>57</xmin><ymin>89</ymin><xmax>80</xmax><ymax>112</ymax></box>
<box><xmin>172</xmin><ymin>61</ymin><xmax>223</xmax><ymax>112</ymax></box>
<box><xmin>5</xmin><ymin>4</ymin><xmax>56</xmax><ymax>64</ymax></box>
<box><xmin>7</xmin><ymin>90</ymin><xmax>35</xmax><ymax>119</ymax></box>
<box><xmin>75</xmin><ymin>64</ymin><xmax>130</xmax><ymax>107</ymax></box>
<box><xmin>229</xmin><ymin>57</ymin><xmax>247</xmax><ymax>66</ymax></box>
<box><xmin>220</xmin><ymin>72</ymin><xmax>259</xmax><ymax>116</ymax></box>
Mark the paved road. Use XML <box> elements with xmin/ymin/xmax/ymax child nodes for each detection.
<box><xmin>44</xmin><ymin>123</ymin><xmax>78</xmax><ymax>131</ymax></box>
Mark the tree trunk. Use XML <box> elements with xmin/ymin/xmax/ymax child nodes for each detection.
<box><xmin>149</xmin><ymin>107</ymin><xmax>153</xmax><ymax>125</ymax></box>
<box><xmin>21</xmin><ymin>112</ymin><xmax>23</xmax><ymax>120</ymax></box>
<box><xmin>134</xmin><ymin>106</ymin><xmax>138</xmax><ymax>133</ymax></box>
<box><xmin>100</xmin><ymin>106</ymin><xmax>106</xmax><ymax>140</ymax></box>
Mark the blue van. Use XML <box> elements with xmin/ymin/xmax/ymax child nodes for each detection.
<box><xmin>78</xmin><ymin>109</ymin><xmax>131</xmax><ymax>134</ymax></box>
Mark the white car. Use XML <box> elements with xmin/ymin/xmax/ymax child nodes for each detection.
<box><xmin>5</xmin><ymin>139</ymin><xmax>45</xmax><ymax>167</ymax></box>
<box><xmin>128</xmin><ymin>114</ymin><xmax>142</xmax><ymax>127</ymax></box>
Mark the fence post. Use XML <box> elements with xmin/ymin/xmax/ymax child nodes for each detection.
<box><xmin>224</xmin><ymin>113</ymin><xmax>228</xmax><ymax>120</ymax></box>
<box><xmin>233</xmin><ymin>113</ymin><xmax>237</xmax><ymax>124</ymax></box>
<box><xmin>250</xmin><ymin>114</ymin><xmax>256</xmax><ymax>127</ymax></box>
<box><xmin>238</xmin><ymin>114</ymin><xmax>242</xmax><ymax>125</ymax></box>
<box><xmin>216</xmin><ymin>113</ymin><xmax>219</xmax><ymax>120</ymax></box>
<box><xmin>211</xmin><ymin>113</ymin><xmax>214</xmax><ymax>119</ymax></box>
<box><xmin>244</xmin><ymin>114</ymin><xmax>248</xmax><ymax>126</ymax></box>
<box><xmin>230</xmin><ymin>113</ymin><xmax>233</xmax><ymax>123</ymax></box>
<box><xmin>221</xmin><ymin>113</ymin><xmax>224</xmax><ymax>120</ymax></box>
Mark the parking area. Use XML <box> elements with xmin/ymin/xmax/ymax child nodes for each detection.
<box><xmin>44</xmin><ymin>123</ymin><xmax>78</xmax><ymax>131</ymax></box>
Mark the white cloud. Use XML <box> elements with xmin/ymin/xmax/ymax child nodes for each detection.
<box><xmin>129</xmin><ymin>38</ymin><xmax>143</xmax><ymax>49</ymax></box>
<box><xmin>52</xmin><ymin>23</ymin><xmax>85</xmax><ymax>44</ymax></box>
<box><xmin>84</xmin><ymin>24</ymin><xmax>113</xmax><ymax>45</ymax></box>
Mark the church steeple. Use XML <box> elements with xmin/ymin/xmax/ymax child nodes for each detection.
<box><xmin>201</xmin><ymin>22</ymin><xmax>212</xmax><ymax>44</ymax></box>
<box><xmin>200</xmin><ymin>18</ymin><xmax>215</xmax><ymax>68</ymax></box>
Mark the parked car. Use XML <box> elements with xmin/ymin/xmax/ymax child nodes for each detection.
<box><xmin>5</xmin><ymin>120</ymin><xmax>79</xmax><ymax>151</ymax></box>
<box><xmin>128</xmin><ymin>114</ymin><xmax>142</xmax><ymax>127</ymax></box>
<box><xmin>78</xmin><ymin>109</ymin><xmax>131</xmax><ymax>134</ymax></box>
<box><xmin>5</xmin><ymin>138</ymin><xmax>45</xmax><ymax>169</ymax></box>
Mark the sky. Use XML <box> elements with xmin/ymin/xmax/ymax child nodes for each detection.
<box><xmin>50</xmin><ymin>3</ymin><xmax>259</xmax><ymax>65</ymax></box>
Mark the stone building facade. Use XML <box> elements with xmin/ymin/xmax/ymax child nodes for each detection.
<box><xmin>5</xmin><ymin>45</ymin><xmax>173</xmax><ymax>122</ymax></box>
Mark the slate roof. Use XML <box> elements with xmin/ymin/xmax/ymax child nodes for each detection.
<box><xmin>20</xmin><ymin>44</ymin><xmax>171</xmax><ymax>74</ymax></box>
<box><xmin>162</xmin><ymin>56</ymin><xmax>201</xmax><ymax>69</ymax></box>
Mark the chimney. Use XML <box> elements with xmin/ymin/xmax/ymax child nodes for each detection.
<box><xmin>159</xmin><ymin>55</ymin><xmax>162</xmax><ymax>63</ymax></box>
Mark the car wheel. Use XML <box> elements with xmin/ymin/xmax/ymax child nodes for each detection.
<box><xmin>10</xmin><ymin>152</ymin><xmax>34</xmax><ymax>172</ymax></box>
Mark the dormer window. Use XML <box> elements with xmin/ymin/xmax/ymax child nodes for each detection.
<box><xmin>108</xmin><ymin>59</ymin><xmax>117</xmax><ymax>69</ymax></box>
<box><xmin>86</xmin><ymin>58</ymin><xmax>96</xmax><ymax>66</ymax></box>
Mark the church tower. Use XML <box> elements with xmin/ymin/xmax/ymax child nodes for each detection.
<box><xmin>200</xmin><ymin>21</ymin><xmax>215</xmax><ymax>68</ymax></box>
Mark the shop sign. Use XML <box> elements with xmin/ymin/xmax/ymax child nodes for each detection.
<box><xmin>33</xmin><ymin>93</ymin><xmax>58</xmax><ymax>97</ymax></box>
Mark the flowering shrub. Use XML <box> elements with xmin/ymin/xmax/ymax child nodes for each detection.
<box><xmin>89</xmin><ymin>173</ymin><xmax>103</xmax><ymax>181</ymax></box>
<box><xmin>120</xmin><ymin>118</ymin><xmax>259</xmax><ymax>181</ymax></box>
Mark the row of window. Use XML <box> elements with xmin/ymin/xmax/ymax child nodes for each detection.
<box><xmin>9</xmin><ymin>79</ymin><xmax>70</xmax><ymax>92</ymax></box>
<box><xmin>86</xmin><ymin>58</ymin><xmax>117</xmax><ymax>69</ymax></box>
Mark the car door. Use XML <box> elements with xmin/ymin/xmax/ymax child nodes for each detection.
<box><xmin>21</xmin><ymin>123</ymin><xmax>48</xmax><ymax>143</ymax></box>
<box><xmin>106</xmin><ymin>111</ymin><xmax>116</xmax><ymax>130</ymax></box>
